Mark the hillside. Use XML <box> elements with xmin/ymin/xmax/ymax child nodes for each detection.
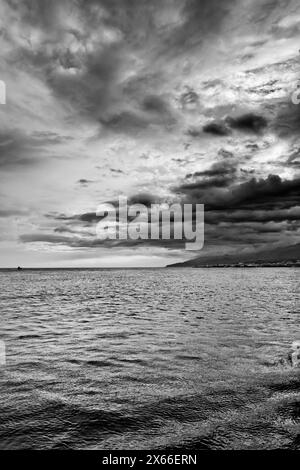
<box><xmin>166</xmin><ymin>243</ymin><xmax>300</xmax><ymax>268</ymax></box>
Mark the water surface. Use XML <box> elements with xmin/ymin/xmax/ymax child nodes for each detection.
<box><xmin>0</xmin><ymin>268</ymin><xmax>299</xmax><ymax>449</ymax></box>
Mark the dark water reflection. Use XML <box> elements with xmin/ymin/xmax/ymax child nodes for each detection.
<box><xmin>0</xmin><ymin>268</ymin><xmax>299</xmax><ymax>449</ymax></box>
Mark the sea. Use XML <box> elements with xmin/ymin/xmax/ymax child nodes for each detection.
<box><xmin>0</xmin><ymin>268</ymin><xmax>299</xmax><ymax>450</ymax></box>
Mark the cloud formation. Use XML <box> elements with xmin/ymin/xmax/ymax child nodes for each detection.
<box><xmin>0</xmin><ymin>0</ymin><xmax>300</xmax><ymax>266</ymax></box>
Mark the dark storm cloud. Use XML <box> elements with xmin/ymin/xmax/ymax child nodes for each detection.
<box><xmin>7</xmin><ymin>0</ymin><xmax>237</xmax><ymax>132</ymax></box>
<box><xmin>202</xmin><ymin>121</ymin><xmax>231</xmax><ymax>136</ymax></box>
<box><xmin>175</xmin><ymin>174</ymin><xmax>300</xmax><ymax>212</ymax></box>
<box><xmin>201</xmin><ymin>113</ymin><xmax>268</xmax><ymax>138</ymax></box>
<box><xmin>170</xmin><ymin>169</ymin><xmax>300</xmax><ymax>249</ymax></box>
<box><xmin>200</xmin><ymin>91</ymin><xmax>300</xmax><ymax>156</ymax></box>
<box><xmin>181</xmin><ymin>160</ymin><xmax>238</xmax><ymax>192</ymax></box>
<box><xmin>224</xmin><ymin>175</ymin><xmax>300</xmax><ymax>211</ymax></box>
<box><xmin>45</xmin><ymin>192</ymin><xmax>161</xmax><ymax>226</ymax></box>
<box><xmin>128</xmin><ymin>192</ymin><xmax>161</xmax><ymax>207</ymax></box>
<box><xmin>48</xmin><ymin>46</ymin><xmax>123</xmax><ymax>124</ymax></box>
<box><xmin>37</xmin><ymin>189</ymin><xmax>187</xmax><ymax>250</ymax></box>
<box><xmin>226</xmin><ymin>114</ymin><xmax>268</xmax><ymax>133</ymax></box>
<box><xmin>77</xmin><ymin>212</ymin><xmax>100</xmax><ymax>223</ymax></box>
<box><xmin>46</xmin><ymin>173</ymin><xmax>300</xmax><ymax>249</ymax></box>
<box><xmin>286</xmin><ymin>158</ymin><xmax>300</xmax><ymax>169</ymax></box>
<box><xmin>24</xmin><ymin>170</ymin><xmax>300</xmax><ymax>254</ymax></box>
<box><xmin>204</xmin><ymin>207</ymin><xmax>300</xmax><ymax>225</ymax></box>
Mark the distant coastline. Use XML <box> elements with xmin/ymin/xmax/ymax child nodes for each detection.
<box><xmin>166</xmin><ymin>243</ymin><xmax>300</xmax><ymax>268</ymax></box>
<box><xmin>167</xmin><ymin>262</ymin><xmax>300</xmax><ymax>268</ymax></box>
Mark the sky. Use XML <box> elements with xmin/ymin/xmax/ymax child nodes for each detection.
<box><xmin>0</xmin><ymin>0</ymin><xmax>300</xmax><ymax>267</ymax></box>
